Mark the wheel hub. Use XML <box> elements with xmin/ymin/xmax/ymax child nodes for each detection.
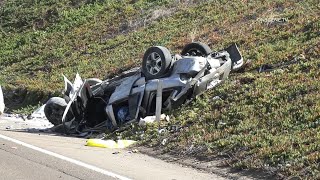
<box><xmin>146</xmin><ymin>52</ymin><xmax>162</xmax><ymax>75</ymax></box>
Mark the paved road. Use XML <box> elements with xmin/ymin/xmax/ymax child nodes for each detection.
<box><xmin>0</xmin><ymin>138</ymin><xmax>115</xmax><ymax>180</ymax></box>
<box><xmin>0</xmin><ymin>116</ymin><xmax>225</xmax><ymax>180</ymax></box>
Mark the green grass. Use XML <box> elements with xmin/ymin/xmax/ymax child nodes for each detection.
<box><xmin>1</xmin><ymin>0</ymin><xmax>319</xmax><ymax>178</ymax></box>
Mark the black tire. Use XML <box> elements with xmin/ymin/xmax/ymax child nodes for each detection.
<box><xmin>181</xmin><ymin>42</ymin><xmax>212</xmax><ymax>57</ymax></box>
<box><xmin>44</xmin><ymin>97</ymin><xmax>69</xmax><ymax>126</ymax></box>
<box><xmin>142</xmin><ymin>46</ymin><xmax>172</xmax><ymax>80</ymax></box>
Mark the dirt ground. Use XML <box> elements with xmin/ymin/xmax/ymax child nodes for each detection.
<box><xmin>137</xmin><ymin>146</ymin><xmax>277</xmax><ymax>180</ymax></box>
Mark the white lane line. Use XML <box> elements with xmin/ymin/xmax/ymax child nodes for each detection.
<box><xmin>0</xmin><ymin>133</ymin><xmax>131</xmax><ymax>180</ymax></box>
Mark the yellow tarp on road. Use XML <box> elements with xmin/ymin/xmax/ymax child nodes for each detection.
<box><xmin>86</xmin><ymin>139</ymin><xmax>136</xmax><ymax>149</ymax></box>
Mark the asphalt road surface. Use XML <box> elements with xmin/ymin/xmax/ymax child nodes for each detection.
<box><xmin>0</xmin><ymin>138</ymin><xmax>116</xmax><ymax>180</ymax></box>
<box><xmin>0</xmin><ymin>115</ymin><xmax>225</xmax><ymax>180</ymax></box>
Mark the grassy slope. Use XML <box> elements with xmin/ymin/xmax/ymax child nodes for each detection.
<box><xmin>0</xmin><ymin>0</ymin><xmax>319</xmax><ymax>178</ymax></box>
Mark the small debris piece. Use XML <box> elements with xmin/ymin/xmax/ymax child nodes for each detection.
<box><xmin>258</xmin><ymin>55</ymin><xmax>302</xmax><ymax>73</ymax></box>
<box><xmin>168</xmin><ymin>125</ymin><xmax>181</xmax><ymax>133</ymax></box>
<box><xmin>128</xmin><ymin>149</ymin><xmax>139</xmax><ymax>154</ymax></box>
<box><xmin>112</xmin><ymin>151</ymin><xmax>120</xmax><ymax>154</ymax></box>
<box><xmin>139</xmin><ymin>114</ymin><xmax>167</xmax><ymax>126</ymax></box>
<box><xmin>132</xmin><ymin>149</ymin><xmax>139</xmax><ymax>153</ymax></box>
<box><xmin>158</xmin><ymin>128</ymin><xmax>166</xmax><ymax>134</ymax></box>
<box><xmin>161</xmin><ymin>139</ymin><xmax>167</xmax><ymax>146</ymax></box>
<box><xmin>212</xmin><ymin>96</ymin><xmax>221</xmax><ymax>101</ymax></box>
<box><xmin>258</xmin><ymin>64</ymin><xmax>274</xmax><ymax>73</ymax></box>
<box><xmin>11</xmin><ymin>147</ymin><xmax>17</xmax><ymax>149</ymax></box>
<box><xmin>86</xmin><ymin>139</ymin><xmax>136</xmax><ymax>149</ymax></box>
<box><xmin>19</xmin><ymin>114</ymin><xmax>27</xmax><ymax>121</ymax></box>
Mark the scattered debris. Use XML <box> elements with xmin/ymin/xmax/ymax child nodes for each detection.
<box><xmin>11</xmin><ymin>146</ymin><xmax>17</xmax><ymax>149</ymax></box>
<box><xmin>1</xmin><ymin>113</ymin><xmax>53</xmax><ymax>131</ymax></box>
<box><xmin>3</xmin><ymin>113</ymin><xmax>27</xmax><ymax>119</ymax></box>
<box><xmin>19</xmin><ymin>114</ymin><xmax>27</xmax><ymax>121</ymax></box>
<box><xmin>218</xmin><ymin>121</ymin><xmax>227</xmax><ymax>126</ymax></box>
<box><xmin>128</xmin><ymin>149</ymin><xmax>139</xmax><ymax>153</ymax></box>
<box><xmin>86</xmin><ymin>139</ymin><xmax>136</xmax><ymax>149</ymax></box>
<box><xmin>258</xmin><ymin>54</ymin><xmax>304</xmax><ymax>73</ymax></box>
<box><xmin>212</xmin><ymin>96</ymin><xmax>222</xmax><ymax>101</ymax></box>
<box><xmin>168</xmin><ymin>125</ymin><xmax>182</xmax><ymax>133</ymax></box>
<box><xmin>158</xmin><ymin>128</ymin><xmax>167</xmax><ymax>134</ymax></box>
<box><xmin>161</xmin><ymin>139</ymin><xmax>168</xmax><ymax>146</ymax></box>
<box><xmin>138</xmin><ymin>114</ymin><xmax>169</xmax><ymax>127</ymax></box>
<box><xmin>112</xmin><ymin>151</ymin><xmax>120</xmax><ymax>154</ymax></box>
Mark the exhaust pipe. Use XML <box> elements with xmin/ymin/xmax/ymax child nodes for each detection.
<box><xmin>0</xmin><ymin>86</ymin><xmax>4</xmax><ymax>115</ymax></box>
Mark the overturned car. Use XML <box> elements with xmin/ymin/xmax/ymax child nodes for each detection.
<box><xmin>44</xmin><ymin>42</ymin><xmax>243</xmax><ymax>134</ymax></box>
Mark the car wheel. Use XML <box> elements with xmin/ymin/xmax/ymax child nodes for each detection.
<box><xmin>44</xmin><ymin>97</ymin><xmax>70</xmax><ymax>126</ymax></box>
<box><xmin>142</xmin><ymin>46</ymin><xmax>172</xmax><ymax>80</ymax></box>
<box><xmin>181</xmin><ymin>42</ymin><xmax>212</xmax><ymax>57</ymax></box>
